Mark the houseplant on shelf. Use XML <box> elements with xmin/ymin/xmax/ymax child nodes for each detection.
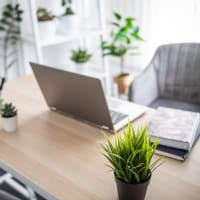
<box><xmin>102</xmin><ymin>122</ymin><xmax>161</xmax><ymax>200</ymax></box>
<box><xmin>101</xmin><ymin>12</ymin><xmax>143</xmax><ymax>94</ymax></box>
<box><xmin>37</xmin><ymin>7</ymin><xmax>56</xmax><ymax>41</ymax></box>
<box><xmin>58</xmin><ymin>0</ymin><xmax>80</xmax><ymax>34</ymax></box>
<box><xmin>0</xmin><ymin>101</ymin><xmax>17</xmax><ymax>132</ymax></box>
<box><xmin>0</xmin><ymin>3</ymin><xmax>23</xmax><ymax>84</ymax></box>
<box><xmin>70</xmin><ymin>47</ymin><xmax>92</xmax><ymax>72</ymax></box>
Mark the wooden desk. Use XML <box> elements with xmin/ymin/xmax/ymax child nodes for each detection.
<box><xmin>0</xmin><ymin>76</ymin><xmax>199</xmax><ymax>200</ymax></box>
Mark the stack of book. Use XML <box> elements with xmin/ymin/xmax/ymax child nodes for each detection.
<box><xmin>148</xmin><ymin>107</ymin><xmax>200</xmax><ymax>160</ymax></box>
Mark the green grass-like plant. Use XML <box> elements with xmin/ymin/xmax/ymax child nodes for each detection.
<box><xmin>1</xmin><ymin>103</ymin><xmax>17</xmax><ymax>118</ymax></box>
<box><xmin>102</xmin><ymin>122</ymin><xmax>161</xmax><ymax>184</ymax></box>
<box><xmin>70</xmin><ymin>48</ymin><xmax>92</xmax><ymax>64</ymax></box>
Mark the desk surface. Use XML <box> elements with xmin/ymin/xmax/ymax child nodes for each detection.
<box><xmin>0</xmin><ymin>76</ymin><xmax>200</xmax><ymax>200</ymax></box>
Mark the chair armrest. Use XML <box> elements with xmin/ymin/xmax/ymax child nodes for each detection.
<box><xmin>0</xmin><ymin>190</ymin><xmax>20</xmax><ymax>200</ymax></box>
<box><xmin>129</xmin><ymin>64</ymin><xmax>159</xmax><ymax>106</ymax></box>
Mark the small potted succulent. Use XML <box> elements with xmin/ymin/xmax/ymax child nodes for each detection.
<box><xmin>70</xmin><ymin>48</ymin><xmax>92</xmax><ymax>72</ymax></box>
<box><xmin>37</xmin><ymin>7</ymin><xmax>56</xmax><ymax>41</ymax></box>
<box><xmin>1</xmin><ymin>102</ymin><xmax>17</xmax><ymax>132</ymax></box>
<box><xmin>58</xmin><ymin>0</ymin><xmax>80</xmax><ymax>34</ymax></box>
<box><xmin>101</xmin><ymin>12</ymin><xmax>143</xmax><ymax>94</ymax></box>
<box><xmin>102</xmin><ymin>122</ymin><xmax>162</xmax><ymax>200</ymax></box>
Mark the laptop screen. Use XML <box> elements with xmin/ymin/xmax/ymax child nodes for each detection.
<box><xmin>30</xmin><ymin>62</ymin><xmax>113</xmax><ymax>130</ymax></box>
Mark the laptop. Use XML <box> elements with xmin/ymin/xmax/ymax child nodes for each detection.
<box><xmin>30</xmin><ymin>62</ymin><xmax>146</xmax><ymax>131</ymax></box>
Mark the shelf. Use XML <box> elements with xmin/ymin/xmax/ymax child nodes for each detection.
<box><xmin>40</xmin><ymin>34</ymin><xmax>79</xmax><ymax>47</ymax></box>
<box><xmin>41</xmin><ymin>29</ymin><xmax>103</xmax><ymax>47</ymax></box>
<box><xmin>21</xmin><ymin>33</ymin><xmax>78</xmax><ymax>47</ymax></box>
<box><xmin>22</xmin><ymin>28</ymin><xmax>103</xmax><ymax>48</ymax></box>
<box><xmin>21</xmin><ymin>34</ymin><xmax>34</xmax><ymax>43</ymax></box>
<box><xmin>24</xmin><ymin>0</ymin><xmax>111</xmax><ymax>94</ymax></box>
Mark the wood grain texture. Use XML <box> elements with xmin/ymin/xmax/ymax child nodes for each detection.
<box><xmin>0</xmin><ymin>76</ymin><xmax>200</xmax><ymax>200</ymax></box>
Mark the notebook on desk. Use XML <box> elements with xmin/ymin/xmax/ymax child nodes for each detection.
<box><xmin>155</xmin><ymin>125</ymin><xmax>200</xmax><ymax>160</ymax></box>
<box><xmin>30</xmin><ymin>62</ymin><xmax>146</xmax><ymax>132</ymax></box>
<box><xmin>148</xmin><ymin>107</ymin><xmax>200</xmax><ymax>151</ymax></box>
<box><xmin>148</xmin><ymin>107</ymin><xmax>200</xmax><ymax>160</ymax></box>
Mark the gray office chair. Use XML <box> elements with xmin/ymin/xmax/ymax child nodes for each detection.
<box><xmin>0</xmin><ymin>172</ymin><xmax>37</xmax><ymax>200</ymax></box>
<box><xmin>0</xmin><ymin>190</ymin><xmax>20</xmax><ymax>200</ymax></box>
<box><xmin>129</xmin><ymin>43</ymin><xmax>200</xmax><ymax>112</ymax></box>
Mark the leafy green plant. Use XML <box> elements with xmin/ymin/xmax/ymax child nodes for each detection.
<box><xmin>102</xmin><ymin>122</ymin><xmax>161</xmax><ymax>184</ymax></box>
<box><xmin>1</xmin><ymin>103</ymin><xmax>17</xmax><ymax>118</ymax></box>
<box><xmin>101</xmin><ymin>12</ymin><xmax>143</xmax><ymax>74</ymax></box>
<box><xmin>61</xmin><ymin>0</ymin><xmax>75</xmax><ymax>15</ymax></box>
<box><xmin>37</xmin><ymin>8</ymin><xmax>55</xmax><ymax>21</ymax></box>
<box><xmin>0</xmin><ymin>3</ymin><xmax>23</xmax><ymax>79</ymax></box>
<box><xmin>70</xmin><ymin>48</ymin><xmax>92</xmax><ymax>63</ymax></box>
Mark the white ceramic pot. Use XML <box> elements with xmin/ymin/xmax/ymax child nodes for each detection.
<box><xmin>2</xmin><ymin>115</ymin><xmax>17</xmax><ymax>132</ymax></box>
<box><xmin>58</xmin><ymin>15</ymin><xmax>80</xmax><ymax>35</ymax></box>
<box><xmin>74</xmin><ymin>62</ymin><xmax>88</xmax><ymax>74</ymax></box>
<box><xmin>38</xmin><ymin>20</ymin><xmax>56</xmax><ymax>41</ymax></box>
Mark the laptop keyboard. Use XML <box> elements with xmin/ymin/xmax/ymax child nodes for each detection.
<box><xmin>109</xmin><ymin>110</ymin><xmax>128</xmax><ymax>124</ymax></box>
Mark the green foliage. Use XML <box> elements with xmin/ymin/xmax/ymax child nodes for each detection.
<box><xmin>0</xmin><ymin>3</ymin><xmax>23</xmax><ymax>44</ymax></box>
<box><xmin>113</xmin><ymin>12</ymin><xmax>122</xmax><ymax>21</ymax></box>
<box><xmin>61</xmin><ymin>0</ymin><xmax>75</xmax><ymax>15</ymax></box>
<box><xmin>65</xmin><ymin>7</ymin><xmax>74</xmax><ymax>15</ymax></box>
<box><xmin>0</xmin><ymin>3</ymin><xmax>24</xmax><ymax>78</ymax></box>
<box><xmin>61</xmin><ymin>0</ymin><xmax>72</xmax><ymax>6</ymax></box>
<box><xmin>1</xmin><ymin>103</ymin><xmax>17</xmax><ymax>118</ymax></box>
<box><xmin>101</xmin><ymin>12</ymin><xmax>143</xmax><ymax>73</ymax></box>
<box><xmin>70</xmin><ymin>48</ymin><xmax>92</xmax><ymax>63</ymax></box>
<box><xmin>102</xmin><ymin>122</ymin><xmax>161</xmax><ymax>184</ymax></box>
<box><xmin>37</xmin><ymin>8</ymin><xmax>54</xmax><ymax>21</ymax></box>
<box><xmin>101</xmin><ymin>42</ymin><xmax>127</xmax><ymax>57</ymax></box>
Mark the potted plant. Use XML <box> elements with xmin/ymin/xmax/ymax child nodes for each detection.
<box><xmin>0</xmin><ymin>3</ymin><xmax>23</xmax><ymax>82</ymax></box>
<box><xmin>1</xmin><ymin>102</ymin><xmax>17</xmax><ymax>132</ymax></box>
<box><xmin>102</xmin><ymin>122</ymin><xmax>162</xmax><ymax>200</ymax></box>
<box><xmin>37</xmin><ymin>7</ymin><xmax>56</xmax><ymax>41</ymax></box>
<box><xmin>101</xmin><ymin>12</ymin><xmax>143</xmax><ymax>94</ymax></box>
<box><xmin>58</xmin><ymin>0</ymin><xmax>80</xmax><ymax>34</ymax></box>
<box><xmin>70</xmin><ymin>48</ymin><xmax>92</xmax><ymax>72</ymax></box>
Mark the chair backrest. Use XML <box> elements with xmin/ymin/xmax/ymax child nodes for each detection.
<box><xmin>152</xmin><ymin>43</ymin><xmax>200</xmax><ymax>104</ymax></box>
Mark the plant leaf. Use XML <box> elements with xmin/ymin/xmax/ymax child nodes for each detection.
<box><xmin>113</xmin><ymin>12</ymin><xmax>122</xmax><ymax>20</ymax></box>
<box><xmin>111</xmin><ymin>22</ymin><xmax>120</xmax><ymax>27</ymax></box>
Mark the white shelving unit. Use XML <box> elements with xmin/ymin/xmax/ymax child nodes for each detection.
<box><xmin>20</xmin><ymin>0</ymin><xmax>111</xmax><ymax>95</ymax></box>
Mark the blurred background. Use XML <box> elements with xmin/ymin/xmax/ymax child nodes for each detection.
<box><xmin>0</xmin><ymin>0</ymin><xmax>200</xmax><ymax>94</ymax></box>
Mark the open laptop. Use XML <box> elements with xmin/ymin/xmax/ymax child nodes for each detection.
<box><xmin>30</xmin><ymin>62</ymin><xmax>146</xmax><ymax>131</ymax></box>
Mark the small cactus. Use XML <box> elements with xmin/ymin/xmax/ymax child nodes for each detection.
<box><xmin>1</xmin><ymin>103</ymin><xmax>17</xmax><ymax>118</ymax></box>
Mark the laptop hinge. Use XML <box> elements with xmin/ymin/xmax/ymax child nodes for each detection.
<box><xmin>50</xmin><ymin>107</ymin><xmax>56</xmax><ymax>111</ymax></box>
<box><xmin>101</xmin><ymin>125</ymin><xmax>109</xmax><ymax>130</ymax></box>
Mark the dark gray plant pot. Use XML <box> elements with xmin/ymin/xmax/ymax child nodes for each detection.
<box><xmin>115</xmin><ymin>175</ymin><xmax>151</xmax><ymax>200</ymax></box>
